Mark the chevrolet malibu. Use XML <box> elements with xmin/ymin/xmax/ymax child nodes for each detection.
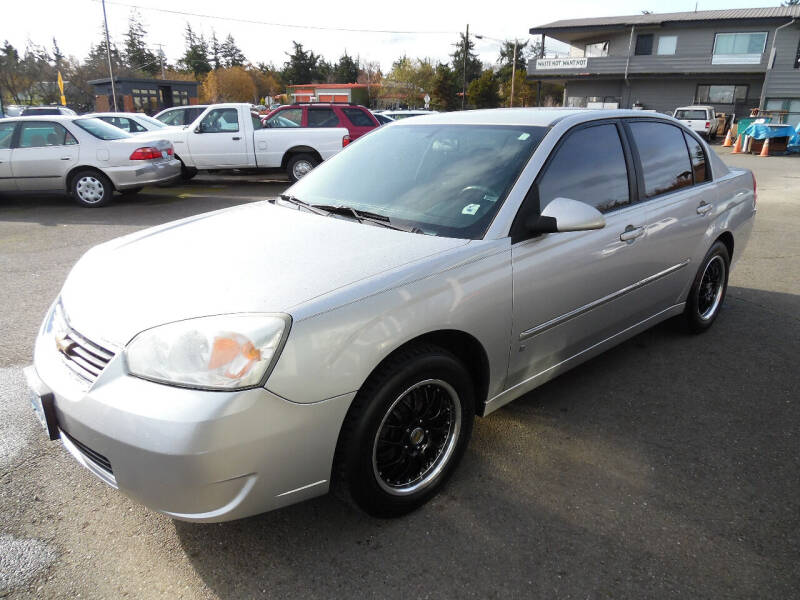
<box><xmin>26</xmin><ymin>108</ymin><xmax>756</xmax><ymax>520</ymax></box>
<box><xmin>0</xmin><ymin>116</ymin><xmax>179</xmax><ymax>206</ymax></box>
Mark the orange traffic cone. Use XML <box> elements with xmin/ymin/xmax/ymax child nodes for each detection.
<box><xmin>759</xmin><ymin>137</ymin><xmax>770</xmax><ymax>157</ymax></box>
<box><xmin>731</xmin><ymin>134</ymin><xmax>743</xmax><ymax>154</ymax></box>
<box><xmin>722</xmin><ymin>129</ymin><xmax>733</xmax><ymax>147</ymax></box>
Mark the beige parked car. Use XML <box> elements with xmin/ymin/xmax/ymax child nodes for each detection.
<box><xmin>0</xmin><ymin>116</ymin><xmax>180</xmax><ymax>206</ymax></box>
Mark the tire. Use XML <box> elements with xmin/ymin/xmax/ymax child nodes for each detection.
<box><xmin>118</xmin><ymin>187</ymin><xmax>143</xmax><ymax>196</ymax></box>
<box><xmin>179</xmin><ymin>161</ymin><xmax>198</xmax><ymax>181</ymax></box>
<box><xmin>333</xmin><ymin>343</ymin><xmax>475</xmax><ymax>518</ymax></box>
<box><xmin>287</xmin><ymin>153</ymin><xmax>319</xmax><ymax>182</ymax></box>
<box><xmin>684</xmin><ymin>241</ymin><xmax>730</xmax><ymax>333</ymax></box>
<box><xmin>70</xmin><ymin>170</ymin><xmax>113</xmax><ymax>207</ymax></box>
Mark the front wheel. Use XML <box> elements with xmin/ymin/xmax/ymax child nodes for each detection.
<box><xmin>684</xmin><ymin>241</ymin><xmax>730</xmax><ymax>333</ymax></box>
<box><xmin>287</xmin><ymin>153</ymin><xmax>319</xmax><ymax>182</ymax></box>
<box><xmin>334</xmin><ymin>344</ymin><xmax>475</xmax><ymax>518</ymax></box>
<box><xmin>70</xmin><ymin>170</ymin><xmax>113</xmax><ymax>207</ymax></box>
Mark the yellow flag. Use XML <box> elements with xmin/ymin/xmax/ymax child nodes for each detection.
<box><xmin>57</xmin><ymin>71</ymin><xmax>66</xmax><ymax>106</ymax></box>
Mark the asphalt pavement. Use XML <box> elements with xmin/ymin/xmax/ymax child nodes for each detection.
<box><xmin>0</xmin><ymin>156</ymin><xmax>798</xmax><ymax>599</ymax></box>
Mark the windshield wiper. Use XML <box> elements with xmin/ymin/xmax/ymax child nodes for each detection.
<box><xmin>273</xmin><ymin>194</ymin><xmax>331</xmax><ymax>216</ymax></box>
<box><xmin>312</xmin><ymin>204</ymin><xmax>422</xmax><ymax>233</ymax></box>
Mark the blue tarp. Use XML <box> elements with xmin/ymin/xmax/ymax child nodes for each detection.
<box><xmin>742</xmin><ymin>123</ymin><xmax>797</xmax><ymax>140</ymax></box>
<box><xmin>789</xmin><ymin>123</ymin><xmax>800</xmax><ymax>151</ymax></box>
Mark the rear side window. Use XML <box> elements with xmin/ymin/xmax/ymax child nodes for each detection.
<box><xmin>0</xmin><ymin>121</ymin><xmax>16</xmax><ymax>149</ymax></box>
<box><xmin>538</xmin><ymin>123</ymin><xmax>630</xmax><ymax>213</ymax></box>
<box><xmin>342</xmin><ymin>107</ymin><xmax>375</xmax><ymax>127</ymax></box>
<box><xmin>17</xmin><ymin>121</ymin><xmax>77</xmax><ymax>147</ymax></box>
<box><xmin>265</xmin><ymin>108</ymin><xmax>302</xmax><ymax>128</ymax></box>
<box><xmin>157</xmin><ymin>110</ymin><xmax>183</xmax><ymax>125</ymax></box>
<box><xmin>684</xmin><ymin>132</ymin><xmax>710</xmax><ymax>184</ymax></box>
<box><xmin>628</xmin><ymin>121</ymin><xmax>693</xmax><ymax>198</ymax></box>
<box><xmin>307</xmin><ymin>108</ymin><xmax>340</xmax><ymax>127</ymax></box>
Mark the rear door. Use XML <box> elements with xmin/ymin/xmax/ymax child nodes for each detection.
<box><xmin>186</xmin><ymin>107</ymin><xmax>248</xmax><ymax>167</ymax></box>
<box><xmin>306</xmin><ymin>107</ymin><xmax>342</xmax><ymax>130</ymax></box>
<box><xmin>340</xmin><ymin>107</ymin><xmax>378</xmax><ymax>139</ymax></box>
<box><xmin>623</xmin><ymin>120</ymin><xmax>717</xmax><ymax>305</ymax></box>
<box><xmin>0</xmin><ymin>121</ymin><xmax>18</xmax><ymax>191</ymax></box>
<box><xmin>507</xmin><ymin>120</ymin><xmax>658</xmax><ymax>390</ymax></box>
<box><xmin>11</xmin><ymin>121</ymin><xmax>79</xmax><ymax>191</ymax></box>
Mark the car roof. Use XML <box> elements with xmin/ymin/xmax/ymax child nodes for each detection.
<box><xmin>392</xmin><ymin>107</ymin><xmax>676</xmax><ymax>127</ymax></box>
<box><xmin>0</xmin><ymin>115</ymin><xmax>82</xmax><ymax>122</ymax></box>
<box><xmin>85</xmin><ymin>112</ymin><xmax>149</xmax><ymax>118</ymax></box>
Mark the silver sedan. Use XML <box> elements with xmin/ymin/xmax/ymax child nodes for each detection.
<box><xmin>26</xmin><ymin>108</ymin><xmax>756</xmax><ymax>520</ymax></box>
<box><xmin>0</xmin><ymin>116</ymin><xmax>180</xmax><ymax>206</ymax></box>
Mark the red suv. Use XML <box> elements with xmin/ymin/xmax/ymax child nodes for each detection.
<box><xmin>261</xmin><ymin>103</ymin><xmax>379</xmax><ymax>140</ymax></box>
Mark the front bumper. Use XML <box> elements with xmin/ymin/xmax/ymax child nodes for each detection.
<box><xmin>31</xmin><ymin>329</ymin><xmax>353</xmax><ymax>522</ymax></box>
<box><xmin>105</xmin><ymin>158</ymin><xmax>181</xmax><ymax>190</ymax></box>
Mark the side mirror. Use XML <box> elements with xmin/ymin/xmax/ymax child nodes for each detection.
<box><xmin>526</xmin><ymin>197</ymin><xmax>605</xmax><ymax>234</ymax></box>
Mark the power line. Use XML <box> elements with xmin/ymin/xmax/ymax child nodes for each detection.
<box><xmin>90</xmin><ymin>0</ymin><xmax>459</xmax><ymax>35</ymax></box>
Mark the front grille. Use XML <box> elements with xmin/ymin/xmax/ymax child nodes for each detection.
<box><xmin>58</xmin><ymin>328</ymin><xmax>115</xmax><ymax>383</ymax></box>
<box><xmin>61</xmin><ymin>430</ymin><xmax>113</xmax><ymax>474</ymax></box>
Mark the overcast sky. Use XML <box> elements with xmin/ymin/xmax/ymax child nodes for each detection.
<box><xmin>1</xmin><ymin>0</ymin><xmax>784</xmax><ymax>71</ymax></box>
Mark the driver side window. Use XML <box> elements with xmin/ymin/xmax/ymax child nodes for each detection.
<box><xmin>538</xmin><ymin>123</ymin><xmax>631</xmax><ymax>213</ymax></box>
<box><xmin>199</xmin><ymin>108</ymin><xmax>239</xmax><ymax>133</ymax></box>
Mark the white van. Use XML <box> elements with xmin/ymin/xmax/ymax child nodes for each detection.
<box><xmin>673</xmin><ymin>105</ymin><xmax>719</xmax><ymax>140</ymax></box>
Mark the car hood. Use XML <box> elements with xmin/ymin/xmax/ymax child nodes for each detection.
<box><xmin>60</xmin><ymin>201</ymin><xmax>468</xmax><ymax>347</ymax></box>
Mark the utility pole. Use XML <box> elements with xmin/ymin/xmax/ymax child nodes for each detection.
<box><xmin>462</xmin><ymin>24</ymin><xmax>469</xmax><ymax>110</ymax></box>
<box><xmin>510</xmin><ymin>39</ymin><xmax>518</xmax><ymax>107</ymax></box>
<box><xmin>156</xmin><ymin>43</ymin><xmax>166</xmax><ymax>78</ymax></box>
<box><xmin>101</xmin><ymin>0</ymin><xmax>118</xmax><ymax>111</ymax></box>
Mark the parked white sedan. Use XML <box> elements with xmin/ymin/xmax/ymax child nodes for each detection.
<box><xmin>0</xmin><ymin>116</ymin><xmax>180</xmax><ymax>206</ymax></box>
<box><xmin>84</xmin><ymin>112</ymin><xmax>178</xmax><ymax>135</ymax></box>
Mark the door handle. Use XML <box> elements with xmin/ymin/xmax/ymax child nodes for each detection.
<box><xmin>60</xmin><ymin>157</ymin><xmax>72</xmax><ymax>161</ymax></box>
<box><xmin>697</xmin><ymin>201</ymin><xmax>713</xmax><ymax>215</ymax></box>
<box><xmin>232</xmin><ymin>136</ymin><xmax>241</xmax><ymax>140</ymax></box>
<box><xmin>619</xmin><ymin>225</ymin><xmax>644</xmax><ymax>242</ymax></box>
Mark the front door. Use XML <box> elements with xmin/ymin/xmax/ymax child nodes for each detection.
<box><xmin>508</xmin><ymin>121</ymin><xmax>657</xmax><ymax>390</ymax></box>
<box><xmin>188</xmin><ymin>107</ymin><xmax>248</xmax><ymax>167</ymax></box>
<box><xmin>0</xmin><ymin>121</ymin><xmax>17</xmax><ymax>191</ymax></box>
<box><xmin>11</xmin><ymin>121</ymin><xmax>79</xmax><ymax>191</ymax></box>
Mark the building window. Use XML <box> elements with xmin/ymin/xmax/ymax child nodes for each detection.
<box><xmin>657</xmin><ymin>36</ymin><xmax>677</xmax><ymax>55</ymax></box>
<box><xmin>712</xmin><ymin>32</ymin><xmax>767</xmax><ymax>65</ymax></box>
<box><xmin>132</xmin><ymin>87</ymin><xmax>159</xmax><ymax>113</ymax></box>
<box><xmin>695</xmin><ymin>84</ymin><xmax>748</xmax><ymax>104</ymax></box>
<box><xmin>765</xmin><ymin>98</ymin><xmax>800</xmax><ymax>128</ymax></box>
<box><xmin>172</xmin><ymin>90</ymin><xmax>189</xmax><ymax>106</ymax></box>
<box><xmin>635</xmin><ymin>34</ymin><xmax>653</xmax><ymax>56</ymax></box>
<box><xmin>566</xmin><ymin>96</ymin><xmax>587</xmax><ymax>107</ymax></box>
<box><xmin>585</xmin><ymin>41</ymin><xmax>609</xmax><ymax>57</ymax></box>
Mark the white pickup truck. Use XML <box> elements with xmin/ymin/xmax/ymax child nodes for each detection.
<box><xmin>673</xmin><ymin>105</ymin><xmax>720</xmax><ymax>140</ymax></box>
<box><xmin>141</xmin><ymin>103</ymin><xmax>349</xmax><ymax>182</ymax></box>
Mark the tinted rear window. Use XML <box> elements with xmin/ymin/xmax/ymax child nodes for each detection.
<box><xmin>307</xmin><ymin>108</ymin><xmax>340</xmax><ymax>127</ymax></box>
<box><xmin>684</xmin><ymin>132</ymin><xmax>710</xmax><ymax>184</ymax></box>
<box><xmin>342</xmin><ymin>107</ymin><xmax>375</xmax><ymax>127</ymax></box>
<box><xmin>674</xmin><ymin>110</ymin><xmax>708</xmax><ymax>120</ymax></box>
<box><xmin>629</xmin><ymin>121</ymin><xmax>693</xmax><ymax>198</ymax></box>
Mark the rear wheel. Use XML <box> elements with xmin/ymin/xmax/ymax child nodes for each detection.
<box><xmin>70</xmin><ymin>170</ymin><xmax>113</xmax><ymax>207</ymax></box>
<box><xmin>178</xmin><ymin>159</ymin><xmax>198</xmax><ymax>181</ymax></box>
<box><xmin>334</xmin><ymin>344</ymin><xmax>475</xmax><ymax>518</ymax></box>
<box><xmin>287</xmin><ymin>153</ymin><xmax>319</xmax><ymax>182</ymax></box>
<box><xmin>684</xmin><ymin>241</ymin><xmax>730</xmax><ymax>333</ymax></box>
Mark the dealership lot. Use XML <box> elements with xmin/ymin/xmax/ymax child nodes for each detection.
<box><xmin>1</xmin><ymin>151</ymin><xmax>798</xmax><ymax>598</ymax></box>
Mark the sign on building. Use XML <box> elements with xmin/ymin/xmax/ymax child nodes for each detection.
<box><xmin>535</xmin><ymin>58</ymin><xmax>588</xmax><ymax>70</ymax></box>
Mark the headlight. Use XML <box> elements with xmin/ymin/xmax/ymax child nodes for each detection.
<box><xmin>44</xmin><ymin>299</ymin><xmax>69</xmax><ymax>338</ymax></box>
<box><xmin>125</xmin><ymin>314</ymin><xmax>290</xmax><ymax>390</ymax></box>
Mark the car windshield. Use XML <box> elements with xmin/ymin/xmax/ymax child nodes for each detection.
<box><xmin>289</xmin><ymin>124</ymin><xmax>547</xmax><ymax>239</ymax></box>
<box><xmin>136</xmin><ymin>114</ymin><xmax>167</xmax><ymax>128</ymax></box>
<box><xmin>73</xmin><ymin>118</ymin><xmax>132</xmax><ymax>140</ymax></box>
<box><xmin>675</xmin><ymin>110</ymin><xmax>708</xmax><ymax>120</ymax></box>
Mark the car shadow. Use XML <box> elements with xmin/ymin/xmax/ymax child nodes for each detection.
<box><xmin>0</xmin><ymin>177</ymin><xmax>290</xmax><ymax>227</ymax></box>
<box><xmin>173</xmin><ymin>287</ymin><xmax>799</xmax><ymax>598</ymax></box>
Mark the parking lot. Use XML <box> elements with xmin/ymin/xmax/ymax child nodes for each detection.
<box><xmin>1</xmin><ymin>150</ymin><xmax>798</xmax><ymax>598</ymax></box>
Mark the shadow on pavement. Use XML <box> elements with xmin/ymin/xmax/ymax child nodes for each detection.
<box><xmin>174</xmin><ymin>287</ymin><xmax>799</xmax><ymax>599</ymax></box>
<box><xmin>0</xmin><ymin>178</ymin><xmax>290</xmax><ymax>228</ymax></box>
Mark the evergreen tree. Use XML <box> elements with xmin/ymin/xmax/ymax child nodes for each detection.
<box><xmin>51</xmin><ymin>37</ymin><xmax>65</xmax><ymax>70</ymax></box>
<box><xmin>281</xmin><ymin>42</ymin><xmax>320</xmax><ymax>85</ymax></box>
<box><xmin>123</xmin><ymin>11</ymin><xmax>159</xmax><ymax>75</ymax></box>
<box><xmin>210</xmin><ymin>32</ymin><xmax>221</xmax><ymax>70</ymax></box>
<box><xmin>467</xmin><ymin>69</ymin><xmax>500</xmax><ymax>108</ymax></box>
<box><xmin>178</xmin><ymin>24</ymin><xmax>211</xmax><ymax>76</ymax></box>
<box><xmin>451</xmin><ymin>32</ymin><xmax>482</xmax><ymax>87</ymax></box>
<box><xmin>85</xmin><ymin>25</ymin><xmax>125</xmax><ymax>75</ymax></box>
<box><xmin>432</xmin><ymin>63</ymin><xmax>459</xmax><ymax>111</ymax></box>
<box><xmin>333</xmin><ymin>52</ymin><xmax>360</xmax><ymax>83</ymax></box>
<box><xmin>220</xmin><ymin>34</ymin><xmax>246</xmax><ymax>67</ymax></box>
